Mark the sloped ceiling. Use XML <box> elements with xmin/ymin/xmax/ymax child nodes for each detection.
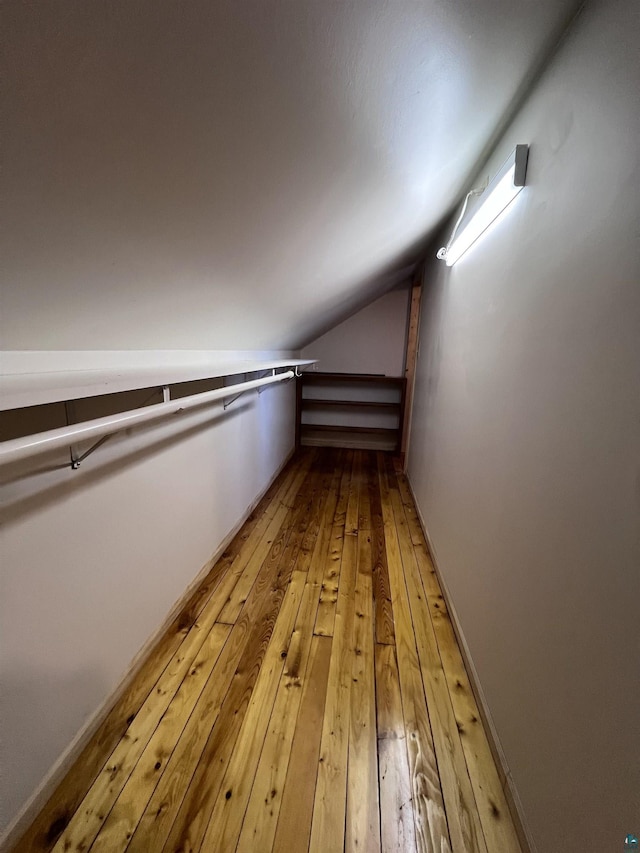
<box><xmin>2</xmin><ymin>0</ymin><xmax>579</xmax><ymax>352</ymax></box>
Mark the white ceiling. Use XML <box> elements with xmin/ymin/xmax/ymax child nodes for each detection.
<box><xmin>2</xmin><ymin>0</ymin><xmax>579</xmax><ymax>351</ymax></box>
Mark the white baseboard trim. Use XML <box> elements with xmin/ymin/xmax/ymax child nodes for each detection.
<box><xmin>0</xmin><ymin>445</ymin><xmax>295</xmax><ymax>852</ymax></box>
<box><xmin>404</xmin><ymin>475</ymin><xmax>538</xmax><ymax>853</ymax></box>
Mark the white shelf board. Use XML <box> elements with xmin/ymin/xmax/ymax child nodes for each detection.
<box><xmin>0</xmin><ymin>358</ymin><xmax>317</xmax><ymax>411</ymax></box>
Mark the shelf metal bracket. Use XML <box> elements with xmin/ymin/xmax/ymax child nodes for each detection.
<box><xmin>65</xmin><ymin>401</ymin><xmax>81</xmax><ymax>469</ymax></box>
<box><xmin>257</xmin><ymin>369</ymin><xmax>276</xmax><ymax>394</ymax></box>
<box><xmin>70</xmin><ymin>434</ymin><xmax>114</xmax><ymax>469</ymax></box>
<box><xmin>223</xmin><ymin>367</ymin><xmax>290</xmax><ymax>409</ymax></box>
<box><xmin>223</xmin><ymin>372</ymin><xmax>251</xmax><ymax>410</ymax></box>
<box><xmin>67</xmin><ymin>386</ymin><xmax>162</xmax><ymax>470</ymax></box>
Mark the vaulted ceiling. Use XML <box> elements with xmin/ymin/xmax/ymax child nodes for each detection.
<box><xmin>2</xmin><ymin>0</ymin><xmax>579</xmax><ymax>351</ymax></box>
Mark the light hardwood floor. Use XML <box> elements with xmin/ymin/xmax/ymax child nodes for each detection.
<box><xmin>14</xmin><ymin>448</ymin><xmax>523</xmax><ymax>853</ymax></box>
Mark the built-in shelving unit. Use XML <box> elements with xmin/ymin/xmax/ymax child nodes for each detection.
<box><xmin>296</xmin><ymin>372</ymin><xmax>406</xmax><ymax>452</ymax></box>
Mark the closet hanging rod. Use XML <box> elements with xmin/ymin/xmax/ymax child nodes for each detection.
<box><xmin>0</xmin><ymin>369</ymin><xmax>295</xmax><ymax>468</ymax></box>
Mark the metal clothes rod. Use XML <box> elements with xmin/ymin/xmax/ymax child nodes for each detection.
<box><xmin>0</xmin><ymin>369</ymin><xmax>295</xmax><ymax>468</ymax></box>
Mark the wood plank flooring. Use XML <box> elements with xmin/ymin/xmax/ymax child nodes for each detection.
<box><xmin>14</xmin><ymin>448</ymin><xmax>523</xmax><ymax>853</ymax></box>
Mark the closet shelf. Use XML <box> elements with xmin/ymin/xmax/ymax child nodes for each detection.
<box><xmin>301</xmin><ymin>399</ymin><xmax>400</xmax><ymax>410</ymax></box>
<box><xmin>300</xmin><ymin>424</ymin><xmax>399</xmax><ymax>436</ymax></box>
<box><xmin>1</xmin><ymin>358</ymin><xmax>316</xmax><ymax>411</ymax></box>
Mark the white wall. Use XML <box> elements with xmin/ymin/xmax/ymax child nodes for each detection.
<box><xmin>0</xmin><ymin>362</ymin><xmax>295</xmax><ymax>834</ymax></box>
<box><xmin>407</xmin><ymin>3</ymin><xmax>640</xmax><ymax>851</ymax></box>
<box><xmin>302</xmin><ymin>284</ymin><xmax>410</xmax><ymax>376</ymax></box>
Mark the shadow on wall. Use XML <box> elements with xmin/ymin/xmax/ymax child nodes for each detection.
<box><xmin>0</xmin><ymin>401</ymin><xmax>250</xmax><ymax>529</ymax></box>
<box><xmin>0</xmin><ymin>665</ymin><xmax>108</xmax><ymax>830</ymax></box>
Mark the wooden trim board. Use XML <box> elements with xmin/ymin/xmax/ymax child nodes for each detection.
<box><xmin>403</xmin><ymin>474</ymin><xmax>537</xmax><ymax>853</ymax></box>
<box><xmin>0</xmin><ymin>446</ymin><xmax>296</xmax><ymax>853</ymax></box>
<box><xmin>400</xmin><ymin>278</ymin><xmax>422</xmax><ymax>460</ymax></box>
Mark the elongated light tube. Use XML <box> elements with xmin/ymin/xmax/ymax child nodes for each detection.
<box><xmin>440</xmin><ymin>145</ymin><xmax>529</xmax><ymax>266</ymax></box>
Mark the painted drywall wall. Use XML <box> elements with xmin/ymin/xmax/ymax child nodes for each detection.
<box><xmin>302</xmin><ymin>284</ymin><xmax>410</xmax><ymax>376</ymax></box>
<box><xmin>1</xmin><ymin>0</ymin><xmax>579</xmax><ymax>352</ymax></box>
<box><xmin>407</xmin><ymin>3</ymin><xmax>640</xmax><ymax>851</ymax></box>
<box><xmin>0</xmin><ymin>361</ymin><xmax>295</xmax><ymax>834</ymax></box>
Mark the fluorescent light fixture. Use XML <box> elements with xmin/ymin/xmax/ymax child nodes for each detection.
<box><xmin>438</xmin><ymin>144</ymin><xmax>529</xmax><ymax>266</ymax></box>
